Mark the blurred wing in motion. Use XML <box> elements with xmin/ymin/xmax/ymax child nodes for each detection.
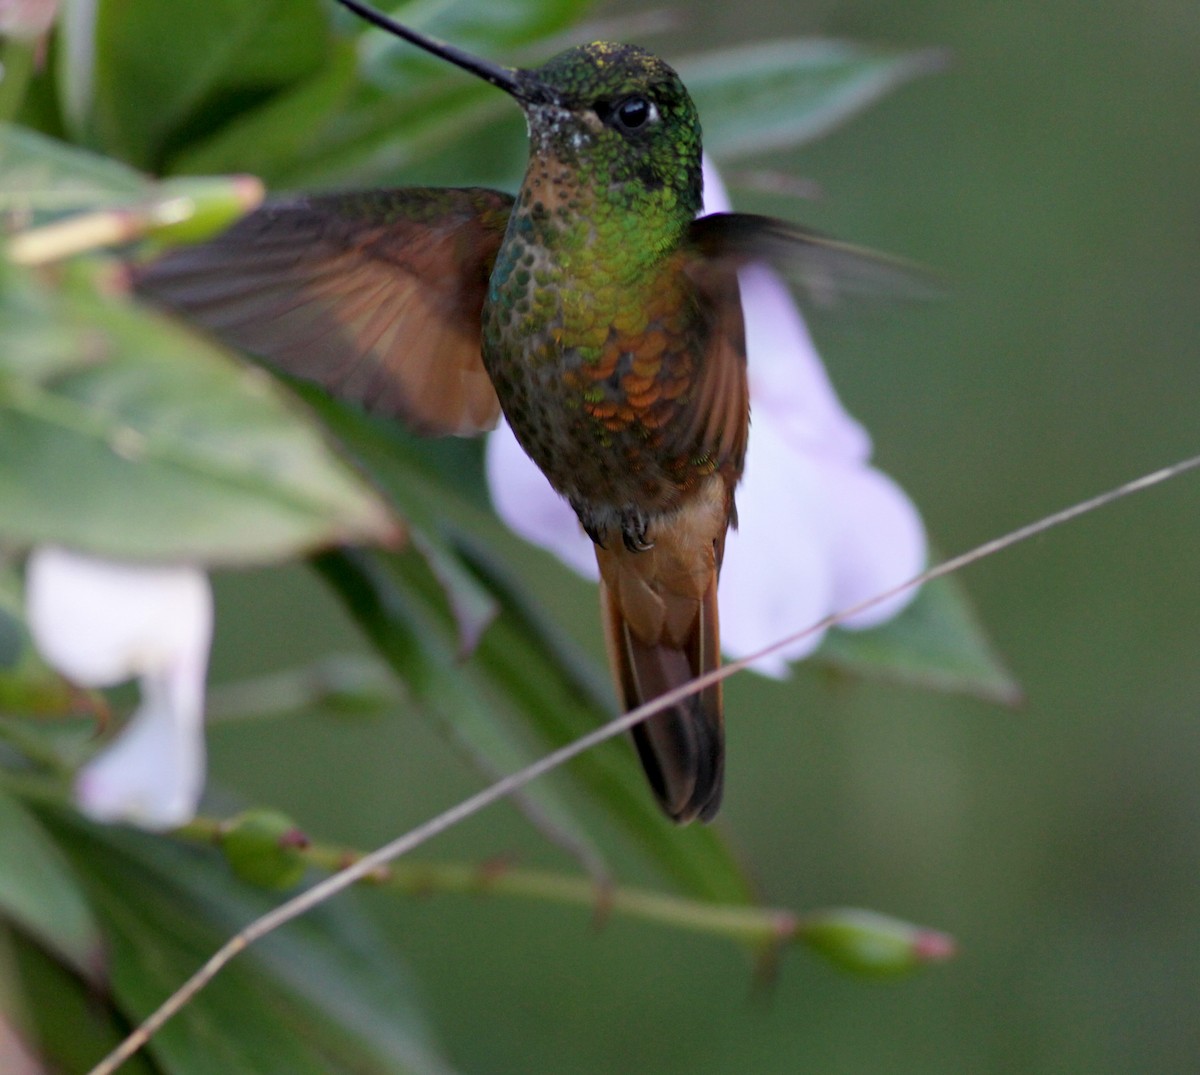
<box><xmin>688</xmin><ymin>211</ymin><xmax>942</xmax><ymax>308</ymax></box>
<box><xmin>135</xmin><ymin>186</ymin><xmax>515</xmax><ymax>436</ymax></box>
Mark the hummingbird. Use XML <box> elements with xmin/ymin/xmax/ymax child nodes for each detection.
<box><xmin>136</xmin><ymin>0</ymin><xmax>915</xmax><ymax>822</ymax></box>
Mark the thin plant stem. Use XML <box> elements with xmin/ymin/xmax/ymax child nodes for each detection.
<box><xmin>179</xmin><ymin>813</ymin><xmax>799</xmax><ymax>944</ymax></box>
<box><xmin>86</xmin><ymin>451</ymin><xmax>1200</xmax><ymax>1075</ymax></box>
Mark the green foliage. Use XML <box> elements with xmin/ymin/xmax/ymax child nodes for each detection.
<box><xmin>0</xmin><ymin>0</ymin><xmax>1003</xmax><ymax>1068</ymax></box>
<box><xmin>57</xmin><ymin>0</ymin><xmax>333</xmax><ymax>170</ymax></box>
<box><xmin>0</xmin><ymin>119</ymin><xmax>147</xmax><ymax>211</ymax></box>
<box><xmin>0</xmin><ymin>789</ymin><xmax>102</xmax><ymax>982</ymax></box>
<box><xmin>48</xmin><ymin>811</ymin><xmax>457</xmax><ymax>1074</ymax></box>
<box><xmin>682</xmin><ymin>40</ymin><xmax>946</xmax><ymax>160</ymax></box>
<box><xmin>0</xmin><ymin>260</ymin><xmax>398</xmax><ymax>563</ymax></box>
<box><xmin>818</xmin><ymin>572</ymin><xmax>1021</xmax><ymax>704</ymax></box>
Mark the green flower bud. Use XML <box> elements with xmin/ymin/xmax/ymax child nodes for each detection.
<box><xmin>222</xmin><ymin>809</ymin><xmax>309</xmax><ymax>890</ymax></box>
<box><xmin>801</xmin><ymin>908</ymin><xmax>956</xmax><ymax>977</ymax></box>
<box><xmin>146</xmin><ymin>176</ymin><xmax>265</xmax><ymax>246</ymax></box>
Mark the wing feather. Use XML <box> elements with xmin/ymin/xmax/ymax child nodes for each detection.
<box><xmin>687</xmin><ymin>211</ymin><xmax>940</xmax><ymax>306</ymax></box>
<box><xmin>670</xmin><ymin>254</ymin><xmax>749</xmax><ymax>483</ymax></box>
<box><xmin>135</xmin><ymin>187</ymin><xmax>514</xmax><ymax>436</ymax></box>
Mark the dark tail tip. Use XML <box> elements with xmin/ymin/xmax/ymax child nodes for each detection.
<box><xmin>631</xmin><ymin>691</ymin><xmax>724</xmax><ymax>824</ymax></box>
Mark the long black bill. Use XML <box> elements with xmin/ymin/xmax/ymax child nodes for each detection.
<box><xmin>336</xmin><ymin>0</ymin><xmax>534</xmax><ymax>100</ymax></box>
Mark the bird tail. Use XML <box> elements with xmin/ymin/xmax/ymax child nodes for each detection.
<box><xmin>600</xmin><ymin>571</ymin><xmax>724</xmax><ymax>823</ymax></box>
<box><xmin>595</xmin><ymin>487</ymin><xmax>728</xmax><ymax>823</ymax></box>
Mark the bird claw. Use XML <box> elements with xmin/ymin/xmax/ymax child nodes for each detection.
<box><xmin>573</xmin><ymin>502</ymin><xmax>654</xmax><ymax>552</ymax></box>
<box><xmin>621</xmin><ymin>511</ymin><xmax>654</xmax><ymax>553</ymax></box>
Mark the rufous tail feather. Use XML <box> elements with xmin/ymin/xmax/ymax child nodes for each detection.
<box><xmin>595</xmin><ymin>482</ymin><xmax>729</xmax><ymax>823</ymax></box>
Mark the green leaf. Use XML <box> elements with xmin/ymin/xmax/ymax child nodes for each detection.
<box><xmin>0</xmin><ymin>121</ymin><xmax>148</xmax><ymax>217</ymax></box>
<box><xmin>816</xmin><ymin>573</ymin><xmax>1022</xmax><ymax>705</ymax></box>
<box><xmin>0</xmin><ymin>266</ymin><xmax>399</xmax><ymax>564</ymax></box>
<box><xmin>408</xmin><ymin>529</ymin><xmax>499</xmax><ymax>658</ymax></box>
<box><xmin>4</xmin><ymin>926</ymin><xmax>160</xmax><ymax>1075</ymax></box>
<box><xmin>0</xmin><ymin>788</ymin><xmax>103</xmax><ymax>981</ymax></box>
<box><xmin>47</xmin><ymin>814</ymin><xmax>458</xmax><ymax>1075</ymax></box>
<box><xmin>169</xmin><ymin>40</ymin><xmax>361</xmax><ymax>180</ymax></box>
<box><xmin>0</xmin><ymin>36</ymin><xmax>37</xmax><ymax>125</ymax></box>
<box><xmin>62</xmin><ymin>0</ymin><xmax>333</xmax><ymax>169</ymax></box>
<box><xmin>280</xmin><ymin>84</ymin><xmax>516</xmax><ymax>190</ymax></box>
<box><xmin>0</xmin><ymin>599</ymin><xmax>21</xmax><ymax>670</ymax></box>
<box><xmin>0</xmin><ymin>125</ymin><xmax>265</xmax><ymax>263</ymax></box>
<box><xmin>0</xmin><ymin>559</ymin><xmax>22</xmax><ymax>667</ymax></box>
<box><xmin>205</xmin><ymin>653</ymin><xmax>402</xmax><ymax>722</ymax></box>
<box><xmin>297</xmin><ymin>399</ymin><xmax>498</xmax><ymax>656</ymax></box>
<box><xmin>680</xmin><ymin>40</ymin><xmax>945</xmax><ymax>160</ymax></box>
<box><xmin>313</xmin><ymin>547</ymin><xmax>612</xmax><ymax>879</ymax></box>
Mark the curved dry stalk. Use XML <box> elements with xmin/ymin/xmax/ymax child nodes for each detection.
<box><xmin>87</xmin><ymin>452</ymin><xmax>1200</xmax><ymax>1075</ymax></box>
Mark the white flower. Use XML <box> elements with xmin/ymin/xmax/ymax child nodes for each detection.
<box><xmin>26</xmin><ymin>547</ymin><xmax>213</xmax><ymax>829</ymax></box>
<box><xmin>485</xmin><ymin>158</ymin><xmax>926</xmax><ymax>677</ymax></box>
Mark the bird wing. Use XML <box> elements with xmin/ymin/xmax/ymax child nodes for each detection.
<box><xmin>687</xmin><ymin>211</ymin><xmax>940</xmax><ymax>307</ymax></box>
<box><xmin>134</xmin><ymin>186</ymin><xmax>514</xmax><ymax>436</ymax></box>
<box><xmin>673</xmin><ymin>251</ymin><xmax>751</xmax><ymax>487</ymax></box>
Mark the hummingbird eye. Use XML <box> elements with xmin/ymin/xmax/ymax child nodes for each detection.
<box><xmin>598</xmin><ymin>94</ymin><xmax>658</xmax><ymax>135</ymax></box>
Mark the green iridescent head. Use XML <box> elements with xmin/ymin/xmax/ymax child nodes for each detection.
<box><xmin>518</xmin><ymin>42</ymin><xmax>703</xmax><ymax>213</ymax></box>
<box><xmin>335</xmin><ymin>1</ymin><xmax>703</xmax><ymax>217</ymax></box>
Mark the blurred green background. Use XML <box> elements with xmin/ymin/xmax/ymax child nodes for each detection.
<box><xmin>203</xmin><ymin>0</ymin><xmax>1200</xmax><ymax>1071</ymax></box>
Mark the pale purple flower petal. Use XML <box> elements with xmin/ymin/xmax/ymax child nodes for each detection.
<box><xmin>26</xmin><ymin>547</ymin><xmax>212</xmax><ymax>829</ymax></box>
<box><xmin>820</xmin><ymin>462</ymin><xmax>927</xmax><ymax>629</ymax></box>
<box><xmin>485</xmin><ymin>157</ymin><xmax>926</xmax><ymax>676</ymax></box>
<box><xmin>716</xmin><ymin>416</ymin><xmax>834</xmax><ymax>674</ymax></box>
<box><xmin>703</xmin><ymin>158</ymin><xmax>871</xmax><ymax>462</ymax></box>
<box><xmin>0</xmin><ymin>0</ymin><xmax>59</xmax><ymax>39</ymax></box>
<box><xmin>718</xmin><ymin>417</ymin><xmax>926</xmax><ymax>677</ymax></box>
<box><xmin>485</xmin><ymin>419</ymin><xmax>598</xmax><ymax>580</ymax></box>
<box><xmin>73</xmin><ymin>660</ymin><xmax>206</xmax><ymax>830</ymax></box>
<box><xmin>739</xmin><ymin>262</ymin><xmax>871</xmax><ymax>461</ymax></box>
<box><xmin>700</xmin><ymin>156</ymin><xmax>733</xmax><ymax>214</ymax></box>
<box><xmin>26</xmin><ymin>548</ymin><xmax>211</xmax><ymax>685</ymax></box>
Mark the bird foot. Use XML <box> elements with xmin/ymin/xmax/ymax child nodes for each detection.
<box><xmin>620</xmin><ymin>509</ymin><xmax>654</xmax><ymax>553</ymax></box>
<box><xmin>573</xmin><ymin>502</ymin><xmax>654</xmax><ymax>553</ymax></box>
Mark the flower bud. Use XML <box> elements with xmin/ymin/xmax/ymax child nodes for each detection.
<box><xmin>801</xmin><ymin>908</ymin><xmax>956</xmax><ymax>976</ymax></box>
<box><xmin>222</xmin><ymin>809</ymin><xmax>309</xmax><ymax>890</ymax></box>
<box><xmin>146</xmin><ymin>176</ymin><xmax>266</xmax><ymax>246</ymax></box>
